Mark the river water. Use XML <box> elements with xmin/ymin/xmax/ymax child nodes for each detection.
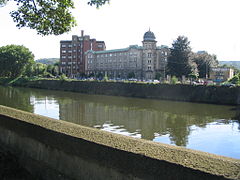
<box><xmin>0</xmin><ymin>86</ymin><xmax>239</xmax><ymax>159</ymax></box>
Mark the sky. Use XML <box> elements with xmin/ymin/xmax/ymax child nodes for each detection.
<box><xmin>0</xmin><ymin>0</ymin><xmax>240</xmax><ymax>61</ymax></box>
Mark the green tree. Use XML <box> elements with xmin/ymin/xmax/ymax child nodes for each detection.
<box><xmin>127</xmin><ymin>72</ymin><xmax>135</xmax><ymax>79</ymax></box>
<box><xmin>0</xmin><ymin>0</ymin><xmax>109</xmax><ymax>35</ymax></box>
<box><xmin>167</xmin><ymin>36</ymin><xmax>195</xmax><ymax>78</ymax></box>
<box><xmin>228</xmin><ymin>72</ymin><xmax>240</xmax><ymax>85</ymax></box>
<box><xmin>155</xmin><ymin>72</ymin><xmax>161</xmax><ymax>80</ymax></box>
<box><xmin>191</xmin><ymin>52</ymin><xmax>218</xmax><ymax>78</ymax></box>
<box><xmin>0</xmin><ymin>45</ymin><xmax>34</xmax><ymax>78</ymax></box>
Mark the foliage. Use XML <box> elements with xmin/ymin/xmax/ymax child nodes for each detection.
<box><xmin>167</xmin><ymin>36</ymin><xmax>196</xmax><ymax>78</ymax></box>
<box><xmin>228</xmin><ymin>72</ymin><xmax>240</xmax><ymax>85</ymax></box>
<box><xmin>35</xmin><ymin>58</ymin><xmax>59</xmax><ymax>65</ymax></box>
<box><xmin>171</xmin><ymin>76</ymin><xmax>178</xmax><ymax>84</ymax></box>
<box><xmin>0</xmin><ymin>45</ymin><xmax>34</xmax><ymax>78</ymax></box>
<box><xmin>103</xmin><ymin>74</ymin><xmax>108</xmax><ymax>81</ymax></box>
<box><xmin>191</xmin><ymin>52</ymin><xmax>218</xmax><ymax>78</ymax></box>
<box><xmin>155</xmin><ymin>72</ymin><xmax>161</xmax><ymax>80</ymax></box>
<box><xmin>59</xmin><ymin>74</ymin><xmax>67</xmax><ymax>81</ymax></box>
<box><xmin>127</xmin><ymin>72</ymin><xmax>135</xmax><ymax>79</ymax></box>
<box><xmin>96</xmin><ymin>72</ymin><xmax>103</xmax><ymax>79</ymax></box>
<box><xmin>188</xmin><ymin>72</ymin><xmax>198</xmax><ymax>80</ymax></box>
<box><xmin>88</xmin><ymin>0</ymin><xmax>109</xmax><ymax>8</ymax></box>
<box><xmin>1</xmin><ymin>0</ymin><xmax>109</xmax><ymax>35</ymax></box>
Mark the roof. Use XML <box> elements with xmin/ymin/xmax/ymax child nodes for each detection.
<box><xmin>86</xmin><ymin>45</ymin><xmax>143</xmax><ymax>54</ymax></box>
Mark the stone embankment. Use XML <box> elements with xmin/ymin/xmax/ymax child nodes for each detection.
<box><xmin>16</xmin><ymin>79</ymin><xmax>240</xmax><ymax>105</ymax></box>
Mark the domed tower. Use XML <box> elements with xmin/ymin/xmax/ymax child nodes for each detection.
<box><xmin>142</xmin><ymin>29</ymin><xmax>157</xmax><ymax>80</ymax></box>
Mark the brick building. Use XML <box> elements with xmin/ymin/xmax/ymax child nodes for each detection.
<box><xmin>60</xmin><ymin>30</ymin><xmax>106</xmax><ymax>78</ymax></box>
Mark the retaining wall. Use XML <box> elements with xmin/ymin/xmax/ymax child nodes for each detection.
<box><xmin>0</xmin><ymin>105</ymin><xmax>239</xmax><ymax>180</ymax></box>
<box><xmin>19</xmin><ymin>80</ymin><xmax>240</xmax><ymax>105</ymax></box>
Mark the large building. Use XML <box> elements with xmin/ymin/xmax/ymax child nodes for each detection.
<box><xmin>85</xmin><ymin>30</ymin><xmax>169</xmax><ymax>80</ymax></box>
<box><xmin>60</xmin><ymin>30</ymin><xmax>106</xmax><ymax>78</ymax></box>
<box><xmin>209</xmin><ymin>67</ymin><xmax>234</xmax><ymax>83</ymax></box>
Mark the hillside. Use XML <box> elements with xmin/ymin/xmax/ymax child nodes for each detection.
<box><xmin>219</xmin><ymin>61</ymin><xmax>240</xmax><ymax>69</ymax></box>
<box><xmin>35</xmin><ymin>58</ymin><xmax>59</xmax><ymax>65</ymax></box>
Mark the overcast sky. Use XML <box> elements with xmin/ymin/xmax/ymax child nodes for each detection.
<box><xmin>0</xmin><ymin>0</ymin><xmax>240</xmax><ymax>61</ymax></box>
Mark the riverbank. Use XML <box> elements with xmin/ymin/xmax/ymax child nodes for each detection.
<box><xmin>1</xmin><ymin>77</ymin><xmax>240</xmax><ymax>105</ymax></box>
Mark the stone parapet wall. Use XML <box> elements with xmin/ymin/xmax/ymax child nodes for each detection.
<box><xmin>0</xmin><ymin>105</ymin><xmax>239</xmax><ymax>180</ymax></box>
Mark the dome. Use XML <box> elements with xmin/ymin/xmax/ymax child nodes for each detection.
<box><xmin>143</xmin><ymin>30</ymin><xmax>156</xmax><ymax>41</ymax></box>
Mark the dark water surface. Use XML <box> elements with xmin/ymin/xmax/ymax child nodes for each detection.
<box><xmin>0</xmin><ymin>86</ymin><xmax>239</xmax><ymax>159</ymax></box>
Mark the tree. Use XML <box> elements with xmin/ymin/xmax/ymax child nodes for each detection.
<box><xmin>127</xmin><ymin>72</ymin><xmax>135</xmax><ymax>79</ymax></box>
<box><xmin>167</xmin><ymin>36</ymin><xmax>195</xmax><ymax>78</ymax></box>
<box><xmin>191</xmin><ymin>52</ymin><xmax>218</xmax><ymax>78</ymax></box>
<box><xmin>0</xmin><ymin>45</ymin><xmax>34</xmax><ymax>78</ymax></box>
<box><xmin>0</xmin><ymin>0</ymin><xmax>109</xmax><ymax>35</ymax></box>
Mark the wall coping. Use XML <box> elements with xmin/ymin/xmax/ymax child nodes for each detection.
<box><xmin>0</xmin><ymin>105</ymin><xmax>239</xmax><ymax>179</ymax></box>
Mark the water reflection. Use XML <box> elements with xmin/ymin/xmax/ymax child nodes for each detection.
<box><xmin>0</xmin><ymin>86</ymin><xmax>239</xmax><ymax>158</ymax></box>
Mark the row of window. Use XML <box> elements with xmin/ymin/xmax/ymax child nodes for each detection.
<box><xmin>61</xmin><ymin>43</ymin><xmax>83</xmax><ymax>48</ymax></box>
<box><xmin>88</xmin><ymin>64</ymin><xmax>138</xmax><ymax>69</ymax></box>
<box><xmin>88</xmin><ymin>58</ymin><xmax>138</xmax><ymax>64</ymax></box>
<box><xmin>62</xmin><ymin>66</ymin><xmax>79</xmax><ymax>69</ymax></box>
<box><xmin>61</xmin><ymin>56</ymin><xmax>83</xmax><ymax>59</ymax></box>
<box><xmin>62</xmin><ymin>50</ymin><xmax>83</xmax><ymax>53</ymax></box>
<box><xmin>61</xmin><ymin>61</ymin><xmax>82</xmax><ymax>65</ymax></box>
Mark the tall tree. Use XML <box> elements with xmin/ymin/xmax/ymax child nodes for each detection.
<box><xmin>167</xmin><ymin>36</ymin><xmax>195</xmax><ymax>78</ymax></box>
<box><xmin>0</xmin><ymin>45</ymin><xmax>34</xmax><ymax>78</ymax></box>
<box><xmin>191</xmin><ymin>51</ymin><xmax>218</xmax><ymax>78</ymax></box>
<box><xmin>0</xmin><ymin>0</ymin><xmax>109</xmax><ymax>35</ymax></box>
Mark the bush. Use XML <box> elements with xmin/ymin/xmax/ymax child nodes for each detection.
<box><xmin>171</xmin><ymin>76</ymin><xmax>178</xmax><ymax>84</ymax></box>
<box><xmin>59</xmin><ymin>74</ymin><xmax>68</xmax><ymax>81</ymax></box>
<box><xmin>228</xmin><ymin>73</ymin><xmax>240</xmax><ymax>85</ymax></box>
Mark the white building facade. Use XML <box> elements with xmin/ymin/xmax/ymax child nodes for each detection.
<box><xmin>85</xmin><ymin>31</ymin><xmax>169</xmax><ymax>80</ymax></box>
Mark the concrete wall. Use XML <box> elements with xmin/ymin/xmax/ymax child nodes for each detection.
<box><xmin>0</xmin><ymin>105</ymin><xmax>239</xmax><ymax>180</ymax></box>
<box><xmin>21</xmin><ymin>80</ymin><xmax>240</xmax><ymax>105</ymax></box>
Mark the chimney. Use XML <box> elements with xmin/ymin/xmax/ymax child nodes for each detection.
<box><xmin>81</xmin><ymin>30</ymin><xmax>84</xmax><ymax>37</ymax></box>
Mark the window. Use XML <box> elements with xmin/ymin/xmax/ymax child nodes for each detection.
<box><xmin>98</xmin><ymin>44</ymin><xmax>103</xmax><ymax>48</ymax></box>
<box><xmin>68</xmin><ymin>50</ymin><xmax>72</xmax><ymax>53</ymax></box>
<box><xmin>61</xmin><ymin>44</ymin><xmax>66</xmax><ymax>48</ymax></box>
<box><xmin>148</xmin><ymin>66</ymin><xmax>152</xmax><ymax>70</ymax></box>
<box><xmin>62</xmin><ymin>50</ymin><xmax>66</xmax><ymax>53</ymax></box>
<box><xmin>61</xmin><ymin>56</ymin><xmax>66</xmax><ymax>59</ymax></box>
<box><xmin>148</xmin><ymin>53</ymin><xmax>152</xmax><ymax>58</ymax></box>
<box><xmin>68</xmin><ymin>44</ymin><xmax>72</xmax><ymax>48</ymax></box>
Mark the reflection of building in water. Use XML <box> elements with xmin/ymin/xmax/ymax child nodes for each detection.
<box><xmin>58</xmin><ymin>98</ymin><xmax>219</xmax><ymax>146</ymax></box>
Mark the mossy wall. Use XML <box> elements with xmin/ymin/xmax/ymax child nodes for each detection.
<box><xmin>20</xmin><ymin>80</ymin><xmax>240</xmax><ymax>105</ymax></box>
<box><xmin>0</xmin><ymin>105</ymin><xmax>239</xmax><ymax>180</ymax></box>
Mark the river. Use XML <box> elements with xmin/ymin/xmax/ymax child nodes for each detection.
<box><xmin>0</xmin><ymin>85</ymin><xmax>239</xmax><ymax>159</ymax></box>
